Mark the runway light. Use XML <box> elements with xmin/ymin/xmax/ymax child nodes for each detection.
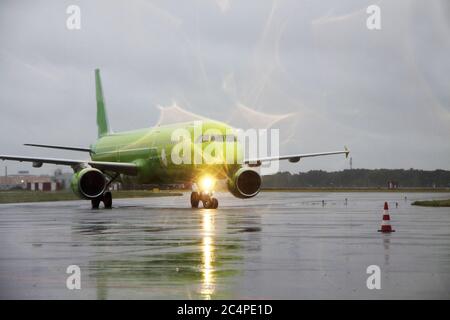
<box><xmin>199</xmin><ymin>176</ymin><xmax>215</xmax><ymax>192</ymax></box>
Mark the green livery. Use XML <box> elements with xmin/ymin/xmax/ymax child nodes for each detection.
<box><xmin>91</xmin><ymin>120</ymin><xmax>242</xmax><ymax>184</ymax></box>
<box><xmin>95</xmin><ymin>69</ymin><xmax>111</xmax><ymax>138</ymax></box>
<box><xmin>0</xmin><ymin>69</ymin><xmax>349</xmax><ymax>209</ymax></box>
<box><xmin>92</xmin><ymin>69</ymin><xmax>242</xmax><ymax>185</ymax></box>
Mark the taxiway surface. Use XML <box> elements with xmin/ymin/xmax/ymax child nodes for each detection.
<box><xmin>0</xmin><ymin>192</ymin><xmax>449</xmax><ymax>299</ymax></box>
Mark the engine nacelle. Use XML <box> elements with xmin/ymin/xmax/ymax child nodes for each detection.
<box><xmin>227</xmin><ymin>168</ymin><xmax>261</xmax><ymax>199</ymax></box>
<box><xmin>70</xmin><ymin>168</ymin><xmax>106</xmax><ymax>199</ymax></box>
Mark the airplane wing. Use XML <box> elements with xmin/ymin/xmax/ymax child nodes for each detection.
<box><xmin>0</xmin><ymin>155</ymin><xmax>138</xmax><ymax>175</ymax></box>
<box><xmin>244</xmin><ymin>147</ymin><xmax>350</xmax><ymax>166</ymax></box>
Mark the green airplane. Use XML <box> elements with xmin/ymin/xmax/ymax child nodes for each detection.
<box><xmin>1</xmin><ymin>69</ymin><xmax>349</xmax><ymax>209</ymax></box>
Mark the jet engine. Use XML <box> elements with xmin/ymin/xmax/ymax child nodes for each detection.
<box><xmin>70</xmin><ymin>167</ymin><xmax>106</xmax><ymax>199</ymax></box>
<box><xmin>227</xmin><ymin>168</ymin><xmax>261</xmax><ymax>199</ymax></box>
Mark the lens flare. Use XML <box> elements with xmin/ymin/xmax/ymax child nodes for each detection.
<box><xmin>199</xmin><ymin>176</ymin><xmax>215</xmax><ymax>192</ymax></box>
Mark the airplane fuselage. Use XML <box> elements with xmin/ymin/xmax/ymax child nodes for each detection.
<box><xmin>91</xmin><ymin>120</ymin><xmax>243</xmax><ymax>185</ymax></box>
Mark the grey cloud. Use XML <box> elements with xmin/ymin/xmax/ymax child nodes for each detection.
<box><xmin>0</xmin><ymin>0</ymin><xmax>449</xmax><ymax>176</ymax></box>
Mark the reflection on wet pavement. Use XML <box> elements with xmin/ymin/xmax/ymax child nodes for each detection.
<box><xmin>0</xmin><ymin>192</ymin><xmax>449</xmax><ymax>299</ymax></box>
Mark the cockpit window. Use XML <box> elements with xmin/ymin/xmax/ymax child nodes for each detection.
<box><xmin>210</xmin><ymin>135</ymin><xmax>224</xmax><ymax>142</ymax></box>
<box><xmin>194</xmin><ymin>135</ymin><xmax>210</xmax><ymax>143</ymax></box>
<box><xmin>225</xmin><ymin>135</ymin><xmax>237</xmax><ymax>142</ymax></box>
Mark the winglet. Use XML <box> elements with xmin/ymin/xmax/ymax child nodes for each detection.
<box><xmin>344</xmin><ymin>146</ymin><xmax>350</xmax><ymax>158</ymax></box>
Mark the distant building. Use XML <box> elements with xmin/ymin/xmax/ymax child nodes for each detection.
<box><xmin>387</xmin><ymin>181</ymin><xmax>399</xmax><ymax>189</ymax></box>
<box><xmin>27</xmin><ymin>181</ymin><xmax>58</xmax><ymax>191</ymax></box>
<box><xmin>0</xmin><ymin>168</ymin><xmax>75</xmax><ymax>191</ymax></box>
<box><xmin>0</xmin><ymin>174</ymin><xmax>56</xmax><ymax>191</ymax></box>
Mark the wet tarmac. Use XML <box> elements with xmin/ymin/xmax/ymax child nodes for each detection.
<box><xmin>0</xmin><ymin>192</ymin><xmax>449</xmax><ymax>299</ymax></box>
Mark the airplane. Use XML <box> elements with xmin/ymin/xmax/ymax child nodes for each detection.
<box><xmin>0</xmin><ymin>69</ymin><xmax>349</xmax><ymax>209</ymax></box>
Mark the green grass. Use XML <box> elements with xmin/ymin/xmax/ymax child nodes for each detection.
<box><xmin>411</xmin><ymin>199</ymin><xmax>450</xmax><ymax>207</ymax></box>
<box><xmin>0</xmin><ymin>190</ymin><xmax>182</xmax><ymax>204</ymax></box>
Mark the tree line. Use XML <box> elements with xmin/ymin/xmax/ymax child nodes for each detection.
<box><xmin>261</xmin><ymin>169</ymin><xmax>450</xmax><ymax>188</ymax></box>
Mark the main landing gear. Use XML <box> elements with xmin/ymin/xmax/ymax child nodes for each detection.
<box><xmin>91</xmin><ymin>191</ymin><xmax>112</xmax><ymax>209</ymax></box>
<box><xmin>191</xmin><ymin>191</ymin><xmax>219</xmax><ymax>209</ymax></box>
<box><xmin>91</xmin><ymin>173</ymin><xmax>120</xmax><ymax>209</ymax></box>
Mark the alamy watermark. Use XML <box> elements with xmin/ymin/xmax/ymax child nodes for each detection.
<box><xmin>366</xmin><ymin>5</ymin><xmax>381</xmax><ymax>30</ymax></box>
<box><xmin>169</xmin><ymin>121</ymin><xmax>280</xmax><ymax>175</ymax></box>
<box><xmin>366</xmin><ymin>265</ymin><xmax>381</xmax><ymax>290</ymax></box>
<box><xmin>66</xmin><ymin>265</ymin><xmax>81</xmax><ymax>290</ymax></box>
<box><xmin>66</xmin><ymin>5</ymin><xmax>81</xmax><ymax>30</ymax></box>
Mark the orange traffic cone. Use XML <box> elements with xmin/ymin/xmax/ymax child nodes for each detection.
<box><xmin>378</xmin><ymin>202</ymin><xmax>395</xmax><ymax>233</ymax></box>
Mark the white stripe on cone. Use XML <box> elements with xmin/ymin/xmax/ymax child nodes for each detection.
<box><xmin>378</xmin><ymin>203</ymin><xmax>395</xmax><ymax>232</ymax></box>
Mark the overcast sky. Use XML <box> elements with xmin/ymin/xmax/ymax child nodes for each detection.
<box><xmin>1</xmin><ymin>0</ymin><xmax>449</xmax><ymax>175</ymax></box>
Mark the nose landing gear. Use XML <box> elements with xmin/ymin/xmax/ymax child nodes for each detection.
<box><xmin>190</xmin><ymin>191</ymin><xmax>219</xmax><ymax>209</ymax></box>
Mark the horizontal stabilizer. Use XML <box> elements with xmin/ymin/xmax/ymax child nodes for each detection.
<box><xmin>24</xmin><ymin>143</ymin><xmax>93</xmax><ymax>153</ymax></box>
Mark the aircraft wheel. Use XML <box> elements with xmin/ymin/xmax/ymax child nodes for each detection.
<box><xmin>212</xmin><ymin>198</ymin><xmax>219</xmax><ymax>209</ymax></box>
<box><xmin>91</xmin><ymin>197</ymin><xmax>101</xmax><ymax>209</ymax></box>
<box><xmin>103</xmin><ymin>191</ymin><xmax>112</xmax><ymax>209</ymax></box>
<box><xmin>203</xmin><ymin>199</ymin><xmax>212</xmax><ymax>209</ymax></box>
<box><xmin>191</xmin><ymin>192</ymin><xmax>199</xmax><ymax>208</ymax></box>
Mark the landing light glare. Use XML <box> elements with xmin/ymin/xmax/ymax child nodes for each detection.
<box><xmin>199</xmin><ymin>176</ymin><xmax>215</xmax><ymax>192</ymax></box>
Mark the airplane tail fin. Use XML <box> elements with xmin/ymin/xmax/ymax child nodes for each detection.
<box><xmin>95</xmin><ymin>69</ymin><xmax>111</xmax><ymax>138</ymax></box>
